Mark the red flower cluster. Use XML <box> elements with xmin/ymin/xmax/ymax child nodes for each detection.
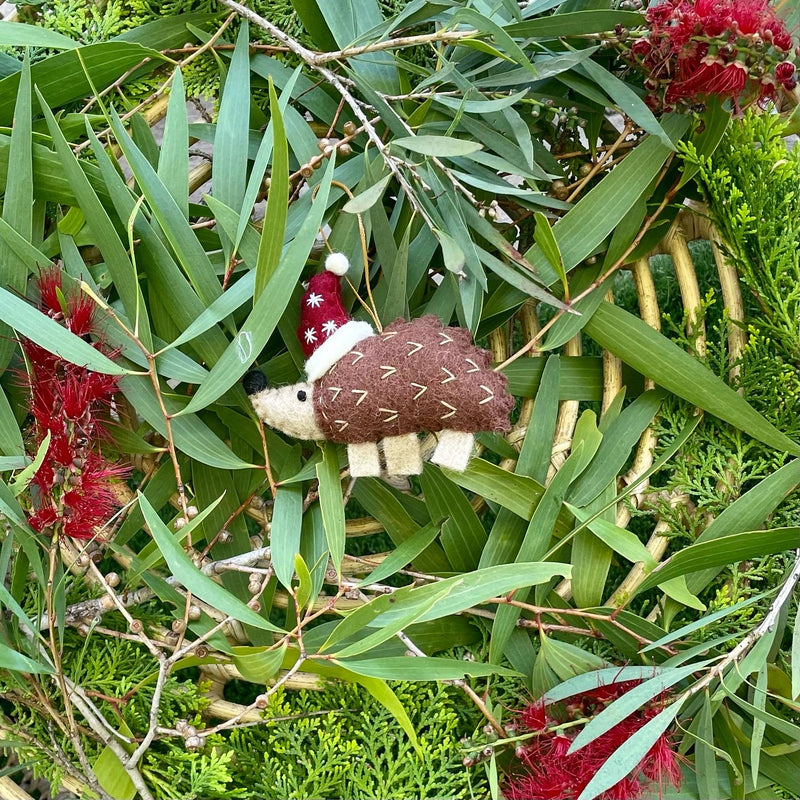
<box><xmin>504</xmin><ymin>680</ymin><xmax>682</xmax><ymax>800</ymax></box>
<box><xmin>23</xmin><ymin>269</ymin><xmax>127</xmax><ymax>540</ymax></box>
<box><xmin>626</xmin><ymin>0</ymin><xmax>797</xmax><ymax>111</ymax></box>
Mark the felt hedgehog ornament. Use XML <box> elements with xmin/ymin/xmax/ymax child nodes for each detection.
<box><xmin>244</xmin><ymin>254</ymin><xmax>513</xmax><ymax>477</ymax></box>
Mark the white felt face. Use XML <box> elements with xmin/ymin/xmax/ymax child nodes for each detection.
<box><xmin>249</xmin><ymin>382</ymin><xmax>324</xmax><ymax>441</ymax></box>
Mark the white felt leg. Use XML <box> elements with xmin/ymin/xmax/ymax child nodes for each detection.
<box><xmin>348</xmin><ymin>442</ymin><xmax>382</xmax><ymax>477</ymax></box>
<box><xmin>382</xmin><ymin>433</ymin><xmax>422</xmax><ymax>476</ymax></box>
<box><xmin>431</xmin><ymin>430</ymin><xmax>474</xmax><ymax>472</ymax></box>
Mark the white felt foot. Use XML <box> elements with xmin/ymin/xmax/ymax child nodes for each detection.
<box><xmin>382</xmin><ymin>433</ymin><xmax>422</xmax><ymax>476</ymax></box>
<box><xmin>430</xmin><ymin>430</ymin><xmax>474</xmax><ymax>472</ymax></box>
<box><xmin>348</xmin><ymin>441</ymin><xmax>382</xmax><ymax>477</ymax></box>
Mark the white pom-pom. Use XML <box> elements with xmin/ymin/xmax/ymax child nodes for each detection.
<box><xmin>325</xmin><ymin>252</ymin><xmax>350</xmax><ymax>276</ymax></box>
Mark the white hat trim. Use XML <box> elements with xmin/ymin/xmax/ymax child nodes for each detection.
<box><xmin>304</xmin><ymin>320</ymin><xmax>375</xmax><ymax>382</ymax></box>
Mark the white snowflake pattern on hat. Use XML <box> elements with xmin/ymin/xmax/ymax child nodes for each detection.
<box><xmin>322</xmin><ymin>320</ymin><xmax>338</xmax><ymax>337</ymax></box>
<box><xmin>306</xmin><ymin>292</ymin><xmax>324</xmax><ymax>308</ymax></box>
<box><xmin>304</xmin><ymin>327</ymin><xmax>318</xmax><ymax>344</ymax></box>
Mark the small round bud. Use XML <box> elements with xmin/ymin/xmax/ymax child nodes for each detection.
<box><xmin>317</xmin><ymin>137</ymin><xmax>330</xmax><ymax>151</ymax></box>
<box><xmin>322</xmin><ymin>145</ymin><xmax>334</xmax><ymax>158</ymax></box>
<box><xmin>78</xmin><ymin>554</ymin><xmax>90</xmax><ymax>567</ymax></box>
<box><xmin>343</xmin><ymin>120</ymin><xmax>357</xmax><ymax>136</ymax></box>
<box><xmin>171</xmin><ymin>619</ymin><xmax>186</xmax><ymax>633</ymax></box>
<box><xmin>255</xmin><ymin>694</ymin><xmax>268</xmax><ymax>709</ymax></box>
<box><xmin>218</xmin><ymin>529</ymin><xmax>233</xmax><ymax>544</ymax></box>
<box><xmin>130</xmin><ymin>619</ymin><xmax>143</xmax><ymax>634</ymax></box>
<box><xmin>248</xmin><ymin>580</ymin><xmax>262</xmax><ymax>595</ymax></box>
<box><xmin>338</xmin><ymin>142</ymin><xmax>352</xmax><ymax>157</ymax></box>
<box><xmin>188</xmin><ymin>604</ymin><xmax>202</xmax><ymax>621</ymax></box>
<box><xmin>186</xmin><ymin>505</ymin><xmax>199</xmax><ymax>519</ymax></box>
<box><xmin>174</xmin><ymin>517</ymin><xmax>186</xmax><ymax>530</ymax></box>
<box><xmin>300</xmin><ymin>165</ymin><xmax>314</xmax><ymax>178</ymax></box>
<box><xmin>515</xmin><ymin>745</ymin><xmax>527</xmax><ymax>758</ymax></box>
<box><xmin>579</xmin><ymin>162</ymin><xmax>593</xmax><ymax>177</ymax></box>
<box><xmin>106</xmin><ymin>572</ymin><xmax>120</xmax><ymax>587</ymax></box>
<box><xmin>247</xmin><ymin>599</ymin><xmax>261</xmax><ymax>612</ymax></box>
<box><xmin>185</xmin><ymin>734</ymin><xmax>204</xmax><ymax>750</ymax></box>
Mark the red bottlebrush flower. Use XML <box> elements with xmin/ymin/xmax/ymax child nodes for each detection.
<box><xmin>20</xmin><ymin>267</ymin><xmax>128</xmax><ymax>541</ymax></box>
<box><xmin>642</xmin><ymin>732</ymin><xmax>683</xmax><ymax>791</ymax></box>
<box><xmin>519</xmin><ymin>700</ymin><xmax>550</xmax><ymax>731</ymax></box>
<box><xmin>502</xmin><ymin>678</ymin><xmax>683</xmax><ymax>800</ymax></box>
<box><xmin>775</xmin><ymin>60</ymin><xmax>797</xmax><ymax>85</ymax></box>
<box><xmin>632</xmin><ymin>0</ymin><xmax>797</xmax><ymax>112</ymax></box>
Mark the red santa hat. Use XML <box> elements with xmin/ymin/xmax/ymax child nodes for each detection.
<box><xmin>298</xmin><ymin>253</ymin><xmax>375</xmax><ymax>381</ymax></box>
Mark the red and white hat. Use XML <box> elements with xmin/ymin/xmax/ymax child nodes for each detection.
<box><xmin>298</xmin><ymin>253</ymin><xmax>375</xmax><ymax>381</ymax></box>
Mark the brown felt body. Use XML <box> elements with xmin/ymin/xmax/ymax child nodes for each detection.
<box><xmin>313</xmin><ymin>316</ymin><xmax>513</xmax><ymax>443</ymax></box>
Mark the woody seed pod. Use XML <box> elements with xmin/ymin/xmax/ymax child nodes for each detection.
<box><xmin>188</xmin><ymin>604</ymin><xmax>202</xmax><ymax>621</ymax></box>
<box><xmin>105</xmin><ymin>572</ymin><xmax>120</xmax><ymax>587</ymax></box>
<box><xmin>343</xmin><ymin>120</ymin><xmax>357</xmax><ymax>136</ymax></box>
<box><xmin>130</xmin><ymin>619</ymin><xmax>143</xmax><ymax>634</ymax></box>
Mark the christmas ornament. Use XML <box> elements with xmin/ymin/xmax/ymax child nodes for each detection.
<box><xmin>244</xmin><ymin>254</ymin><xmax>513</xmax><ymax>477</ymax></box>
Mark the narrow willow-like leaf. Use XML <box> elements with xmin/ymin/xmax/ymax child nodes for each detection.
<box><xmin>534</xmin><ymin>211</ymin><xmax>567</xmax><ymax>296</ymax></box>
<box><xmin>343</xmin><ymin>173</ymin><xmax>392</xmax><ymax>214</ymax></box>
<box><xmin>792</xmin><ymin>598</ymin><xmax>800</xmax><ymax>701</ymax></box>
<box><xmin>157</xmin><ymin>68</ymin><xmax>189</xmax><ymax>219</ymax></box>
<box><xmin>419</xmin><ymin>464</ymin><xmax>485</xmax><ymax>571</ymax></box>
<box><xmin>333</xmin><ymin>656</ymin><xmax>519</xmax><ymax>681</ymax></box>
<box><xmin>576</xmin><ymin>700</ymin><xmax>685</xmax><ymax>800</ymax></box>
<box><xmin>270</xmin><ymin>480</ymin><xmax>303</xmax><ymax>590</ymax></box>
<box><xmin>235</xmin><ymin>66</ymin><xmax>301</xmax><ymax>250</ymax></box>
<box><xmin>139</xmin><ymin>493</ymin><xmax>283</xmax><ymax>632</ymax></box>
<box><xmin>0</xmin><ymin>287</ymin><xmax>129</xmax><ymax>375</ymax></box>
<box><xmin>213</xmin><ymin>22</ymin><xmax>250</xmax><ymax>257</ymax></box>
<box><xmin>750</xmin><ymin>665</ymin><xmax>769</xmax><ymax>784</ymax></box>
<box><xmin>0</xmin><ymin>642</ymin><xmax>54</xmax><ymax>675</ymax></box>
<box><xmin>696</xmin><ymin>693</ymin><xmax>720</xmax><ymax>800</ymax></box>
<box><xmin>0</xmin><ymin>22</ymin><xmax>79</xmax><ymax>49</ymax></box>
<box><xmin>585</xmin><ymin>301</ymin><xmax>799</xmax><ymax>456</ymax></box>
<box><xmin>232</xmin><ymin>643</ymin><xmax>286</xmax><ymax>684</ymax></box>
<box><xmin>541</xmin><ymin>636</ymin><xmax>607</xmax><ymax>682</ymax></box>
<box><xmin>638</xmin><ymin>528</ymin><xmax>800</xmax><ymax>592</ymax></box>
<box><xmin>575</xmin><ymin>57</ymin><xmax>673</xmax><ymax>148</ymax></box>
<box><xmin>0</xmin><ymin>386</ymin><xmax>24</xmax><ymax>457</ymax></box>
<box><xmin>316</xmin><ymin>442</ymin><xmax>346</xmax><ymax>577</ymax></box>
<box><xmin>542</xmin><ymin>666</ymin><xmax>663</xmax><ymax>704</ymax></box>
<box><xmin>254</xmin><ymin>77</ymin><xmax>289</xmax><ymax>301</ymax></box>
<box><xmin>0</xmin><ymin>53</ymin><xmax>32</xmax><ymax>372</ymax></box>
<box><xmin>356</xmin><ymin>521</ymin><xmax>442</xmax><ymax>588</ymax></box>
<box><xmin>391</xmin><ymin>135</ymin><xmax>482</xmax><ymax>156</ymax></box>
<box><xmin>322</xmin><ymin>562</ymin><xmax>571</xmax><ymax>654</ymax></box>
<box><xmin>506</xmin><ymin>10</ymin><xmax>644</xmax><ymax>37</ymax></box>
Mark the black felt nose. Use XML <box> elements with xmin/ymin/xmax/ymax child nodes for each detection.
<box><xmin>243</xmin><ymin>370</ymin><xmax>268</xmax><ymax>396</ymax></box>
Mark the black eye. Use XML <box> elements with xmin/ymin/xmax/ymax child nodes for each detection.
<box><xmin>297</xmin><ymin>390</ymin><xmax>307</xmax><ymax>402</ymax></box>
